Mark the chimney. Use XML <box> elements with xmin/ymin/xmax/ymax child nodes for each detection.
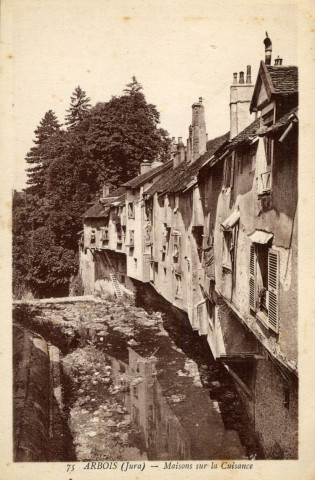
<box><xmin>173</xmin><ymin>137</ymin><xmax>186</xmax><ymax>168</ymax></box>
<box><xmin>230</xmin><ymin>66</ymin><xmax>254</xmax><ymax>139</ymax></box>
<box><xmin>274</xmin><ymin>55</ymin><xmax>283</xmax><ymax>66</ymax></box>
<box><xmin>102</xmin><ymin>184</ymin><xmax>110</xmax><ymax>198</ymax></box>
<box><xmin>189</xmin><ymin>98</ymin><xmax>207</xmax><ymax>162</ymax></box>
<box><xmin>246</xmin><ymin>65</ymin><xmax>251</xmax><ymax>84</ymax></box>
<box><xmin>140</xmin><ymin>159</ymin><xmax>152</xmax><ymax>175</ymax></box>
<box><xmin>264</xmin><ymin>32</ymin><xmax>272</xmax><ymax>65</ymax></box>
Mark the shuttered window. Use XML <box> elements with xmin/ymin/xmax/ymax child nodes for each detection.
<box><xmin>249</xmin><ymin>244</ymin><xmax>280</xmax><ymax>334</ymax></box>
<box><xmin>268</xmin><ymin>249</ymin><xmax>279</xmax><ymax>333</ymax></box>
<box><xmin>224</xmin><ymin>154</ymin><xmax>235</xmax><ymax>188</ymax></box>
<box><xmin>249</xmin><ymin>244</ymin><xmax>256</xmax><ymax>311</ymax></box>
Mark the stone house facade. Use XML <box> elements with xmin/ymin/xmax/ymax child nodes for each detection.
<box><xmin>80</xmin><ymin>35</ymin><xmax>298</xmax><ymax>459</ymax></box>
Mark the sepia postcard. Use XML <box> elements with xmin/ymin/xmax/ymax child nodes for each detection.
<box><xmin>1</xmin><ymin>0</ymin><xmax>315</xmax><ymax>479</ymax></box>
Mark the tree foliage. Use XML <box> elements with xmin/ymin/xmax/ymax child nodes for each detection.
<box><xmin>13</xmin><ymin>80</ymin><xmax>170</xmax><ymax>298</ymax></box>
<box><xmin>65</xmin><ymin>86</ymin><xmax>91</xmax><ymax>129</ymax></box>
<box><xmin>25</xmin><ymin>110</ymin><xmax>62</xmax><ymax>196</ymax></box>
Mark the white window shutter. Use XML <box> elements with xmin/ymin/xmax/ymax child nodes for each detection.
<box><xmin>268</xmin><ymin>249</ymin><xmax>280</xmax><ymax>333</ymax></box>
<box><xmin>249</xmin><ymin>244</ymin><xmax>256</xmax><ymax>311</ymax></box>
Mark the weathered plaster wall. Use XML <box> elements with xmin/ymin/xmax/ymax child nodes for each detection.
<box><xmin>214</xmin><ymin>132</ymin><xmax>297</xmax><ymax>364</ymax></box>
<box><xmin>126</xmin><ymin>190</ymin><xmax>144</xmax><ymax>282</ymax></box>
<box><xmin>80</xmin><ymin>247</ymin><xmax>95</xmax><ymax>294</ymax></box>
<box><xmin>255</xmin><ymin>357</ymin><xmax>298</xmax><ymax>459</ymax></box>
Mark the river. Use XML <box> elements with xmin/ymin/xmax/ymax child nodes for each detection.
<box><xmin>13</xmin><ymin>291</ymin><xmax>261</xmax><ymax>461</ymax></box>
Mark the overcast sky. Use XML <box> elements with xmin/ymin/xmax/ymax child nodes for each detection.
<box><xmin>1</xmin><ymin>0</ymin><xmax>299</xmax><ymax>190</ymax></box>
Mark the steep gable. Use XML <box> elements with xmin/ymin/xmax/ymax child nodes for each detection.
<box><xmin>250</xmin><ymin>61</ymin><xmax>298</xmax><ymax>113</ymax></box>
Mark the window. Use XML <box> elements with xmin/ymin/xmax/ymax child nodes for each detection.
<box><xmin>128</xmin><ymin>230</ymin><xmax>134</xmax><ymax>247</ymax></box>
<box><xmin>263</xmin><ymin>110</ymin><xmax>274</xmax><ymax>126</ymax></box>
<box><xmin>128</xmin><ymin>202</ymin><xmax>135</xmax><ymax>219</ymax></box>
<box><xmin>222</xmin><ymin>231</ymin><xmax>233</xmax><ymax>271</ymax></box>
<box><xmin>122</xmin><ymin>225</ymin><xmax>126</xmax><ymax>242</ymax></box>
<box><xmin>223</xmin><ymin>154</ymin><xmax>235</xmax><ymax>188</ymax></box>
<box><xmin>90</xmin><ymin>229</ymin><xmax>96</xmax><ymax>244</ymax></box>
<box><xmin>264</xmin><ymin>137</ymin><xmax>273</xmax><ymax>166</ymax></box>
<box><xmin>172</xmin><ymin>233</ymin><xmax>181</xmax><ymax>264</ymax></box>
<box><xmin>161</xmin><ymin>225</ymin><xmax>170</xmax><ymax>261</ymax></box>
<box><xmin>175</xmin><ymin>273</ymin><xmax>183</xmax><ymax>299</ymax></box>
<box><xmin>116</xmin><ymin>224</ymin><xmax>122</xmax><ymax>243</ymax></box>
<box><xmin>144</xmin><ymin>224</ymin><xmax>152</xmax><ymax>246</ymax></box>
<box><xmin>249</xmin><ymin>244</ymin><xmax>279</xmax><ymax>333</ymax></box>
<box><xmin>193</xmin><ymin>226</ymin><xmax>203</xmax><ymax>262</ymax></box>
<box><xmin>101</xmin><ymin>228</ymin><xmax>109</xmax><ymax>246</ymax></box>
<box><xmin>221</xmin><ymin>209</ymin><xmax>239</xmax><ymax>273</ymax></box>
<box><xmin>262</xmin><ymin>110</ymin><xmax>274</xmax><ymax>172</ymax></box>
<box><xmin>238</xmin><ymin>148</ymin><xmax>251</xmax><ymax>174</ymax></box>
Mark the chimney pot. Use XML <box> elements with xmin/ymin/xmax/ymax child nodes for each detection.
<box><xmin>239</xmin><ymin>71</ymin><xmax>244</xmax><ymax>84</ymax></box>
<box><xmin>233</xmin><ymin>72</ymin><xmax>238</xmax><ymax>84</ymax></box>
<box><xmin>275</xmin><ymin>55</ymin><xmax>283</xmax><ymax>66</ymax></box>
<box><xmin>246</xmin><ymin>65</ymin><xmax>252</xmax><ymax>84</ymax></box>
<box><xmin>199</xmin><ymin>97</ymin><xmax>203</xmax><ymax>103</ymax></box>
<box><xmin>264</xmin><ymin>32</ymin><xmax>272</xmax><ymax>65</ymax></box>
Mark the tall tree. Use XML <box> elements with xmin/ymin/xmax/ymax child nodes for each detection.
<box><xmin>13</xmin><ymin>79</ymin><xmax>170</xmax><ymax>298</ymax></box>
<box><xmin>123</xmin><ymin>76</ymin><xmax>143</xmax><ymax>95</ymax></box>
<box><xmin>87</xmin><ymin>77</ymin><xmax>171</xmax><ymax>188</ymax></box>
<box><xmin>25</xmin><ymin>110</ymin><xmax>62</xmax><ymax>197</ymax></box>
<box><xmin>65</xmin><ymin>86</ymin><xmax>91</xmax><ymax>128</ymax></box>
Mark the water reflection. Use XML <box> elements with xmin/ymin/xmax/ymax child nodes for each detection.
<box><xmin>106</xmin><ymin>347</ymin><xmax>244</xmax><ymax>460</ymax></box>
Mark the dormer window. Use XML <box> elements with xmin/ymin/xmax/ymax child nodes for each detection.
<box><xmin>263</xmin><ymin>110</ymin><xmax>274</xmax><ymax>127</ymax></box>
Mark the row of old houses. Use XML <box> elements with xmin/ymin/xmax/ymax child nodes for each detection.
<box><xmin>80</xmin><ymin>34</ymin><xmax>298</xmax><ymax>459</ymax></box>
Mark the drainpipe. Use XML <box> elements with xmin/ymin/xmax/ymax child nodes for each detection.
<box><xmin>278</xmin><ymin>122</ymin><xmax>295</xmax><ymax>143</ymax></box>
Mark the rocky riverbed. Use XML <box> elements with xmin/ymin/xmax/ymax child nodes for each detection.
<box><xmin>14</xmin><ymin>297</ymin><xmax>261</xmax><ymax>461</ymax></box>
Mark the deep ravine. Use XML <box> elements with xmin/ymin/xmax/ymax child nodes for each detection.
<box><xmin>13</xmin><ymin>296</ymin><xmax>262</xmax><ymax>461</ymax></box>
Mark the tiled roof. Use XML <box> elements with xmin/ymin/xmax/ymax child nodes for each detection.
<box><xmin>122</xmin><ymin>161</ymin><xmax>173</xmax><ymax>189</ymax></box>
<box><xmin>83</xmin><ymin>202</ymin><xmax>109</xmax><ymax>219</ymax></box>
<box><xmin>103</xmin><ymin>186</ymin><xmax>126</xmax><ymax>200</ymax></box>
<box><xmin>228</xmin><ymin>118</ymin><xmax>260</xmax><ymax>149</ymax></box>
<box><xmin>145</xmin><ymin>132</ymin><xmax>229</xmax><ymax>196</ymax></box>
<box><xmin>226</xmin><ymin>106</ymin><xmax>298</xmax><ymax>150</ymax></box>
<box><xmin>83</xmin><ymin>186</ymin><xmax>126</xmax><ymax>218</ymax></box>
<box><xmin>266</xmin><ymin>66</ymin><xmax>298</xmax><ymax>95</ymax></box>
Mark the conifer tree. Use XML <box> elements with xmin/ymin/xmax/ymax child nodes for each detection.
<box><xmin>123</xmin><ymin>76</ymin><xmax>143</xmax><ymax>95</ymax></box>
<box><xmin>65</xmin><ymin>86</ymin><xmax>91</xmax><ymax>128</ymax></box>
<box><xmin>25</xmin><ymin>110</ymin><xmax>62</xmax><ymax>196</ymax></box>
